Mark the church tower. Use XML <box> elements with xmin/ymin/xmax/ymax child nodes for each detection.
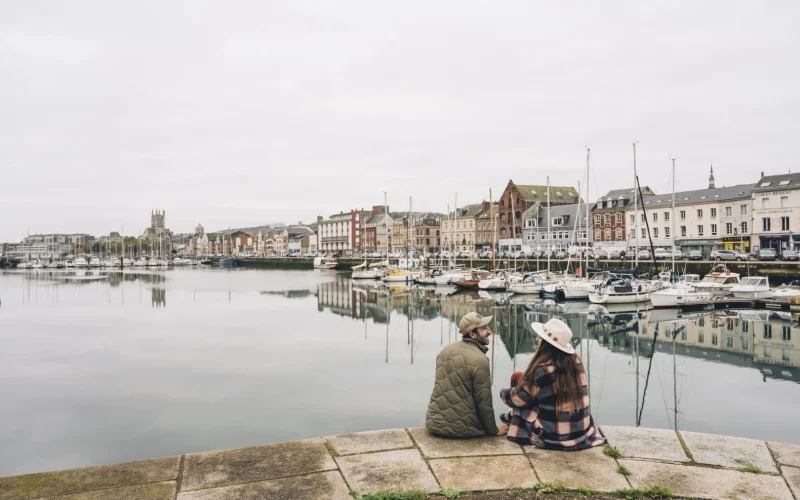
<box><xmin>708</xmin><ymin>165</ymin><xmax>715</xmax><ymax>189</ymax></box>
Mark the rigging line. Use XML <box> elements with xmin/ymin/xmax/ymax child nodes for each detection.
<box><xmin>636</xmin><ymin>322</ymin><xmax>660</xmax><ymax>426</ymax></box>
<box><xmin>652</xmin><ymin>354</ymin><xmax>673</xmax><ymax>429</ymax></box>
<box><xmin>592</xmin><ymin>333</ymin><xmax>612</xmax><ymax>416</ymax></box>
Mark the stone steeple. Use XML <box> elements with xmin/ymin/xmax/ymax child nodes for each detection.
<box><xmin>708</xmin><ymin>165</ymin><xmax>715</xmax><ymax>189</ymax></box>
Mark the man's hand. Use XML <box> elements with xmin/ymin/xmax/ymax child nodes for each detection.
<box><xmin>497</xmin><ymin>425</ymin><xmax>509</xmax><ymax>436</ymax></box>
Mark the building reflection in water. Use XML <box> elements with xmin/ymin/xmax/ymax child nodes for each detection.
<box><xmin>312</xmin><ymin>277</ymin><xmax>799</xmax><ymax>383</ymax></box>
<box><xmin>151</xmin><ymin>287</ymin><xmax>166</xmax><ymax>308</ymax></box>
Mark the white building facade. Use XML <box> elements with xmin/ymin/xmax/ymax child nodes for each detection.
<box><xmin>751</xmin><ymin>172</ymin><xmax>800</xmax><ymax>253</ymax></box>
<box><xmin>626</xmin><ymin>180</ymin><xmax>753</xmax><ymax>257</ymax></box>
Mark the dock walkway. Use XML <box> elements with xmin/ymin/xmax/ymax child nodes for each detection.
<box><xmin>2</xmin><ymin>426</ymin><xmax>799</xmax><ymax>499</ymax></box>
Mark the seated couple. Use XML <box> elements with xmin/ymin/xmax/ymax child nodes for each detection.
<box><xmin>425</xmin><ymin>312</ymin><xmax>606</xmax><ymax>451</ymax></box>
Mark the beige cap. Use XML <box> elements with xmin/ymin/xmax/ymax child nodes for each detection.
<box><xmin>459</xmin><ymin>312</ymin><xmax>493</xmax><ymax>334</ymax></box>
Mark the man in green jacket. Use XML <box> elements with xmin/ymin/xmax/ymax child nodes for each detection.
<box><xmin>425</xmin><ymin>312</ymin><xmax>508</xmax><ymax>438</ymax></box>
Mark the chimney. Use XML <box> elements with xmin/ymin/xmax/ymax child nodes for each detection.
<box><xmin>761</xmin><ymin>171</ymin><xmax>764</xmax><ymax>179</ymax></box>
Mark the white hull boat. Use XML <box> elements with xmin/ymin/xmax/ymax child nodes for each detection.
<box><xmin>731</xmin><ymin>276</ymin><xmax>773</xmax><ymax>300</ymax></box>
<box><xmin>773</xmin><ymin>282</ymin><xmax>800</xmax><ymax>302</ymax></box>
<box><xmin>650</xmin><ymin>286</ymin><xmax>713</xmax><ymax>308</ymax></box>
<box><xmin>589</xmin><ymin>277</ymin><xmax>651</xmax><ymax>304</ymax></box>
<box><xmin>314</xmin><ymin>257</ymin><xmax>339</xmax><ymax>269</ymax></box>
<box><xmin>74</xmin><ymin>257</ymin><xmax>88</xmax><ymax>268</ymax></box>
<box><xmin>133</xmin><ymin>259</ymin><xmax>148</xmax><ymax>267</ymax></box>
<box><xmin>693</xmin><ymin>265</ymin><xmax>740</xmax><ymax>297</ymax></box>
<box><xmin>382</xmin><ymin>269</ymin><xmax>419</xmax><ymax>282</ymax></box>
<box><xmin>89</xmin><ymin>257</ymin><xmax>102</xmax><ymax>268</ymax></box>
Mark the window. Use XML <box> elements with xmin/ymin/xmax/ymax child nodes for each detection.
<box><xmin>762</xmin><ymin>198</ymin><xmax>769</xmax><ymax>209</ymax></box>
<box><xmin>725</xmin><ymin>223</ymin><xmax>732</xmax><ymax>234</ymax></box>
<box><xmin>698</xmin><ymin>334</ymin><xmax>704</xmax><ymax>344</ymax></box>
<box><xmin>782</xmin><ymin>196</ymin><xmax>789</xmax><ymax>208</ymax></box>
<box><xmin>782</xmin><ymin>217</ymin><xmax>790</xmax><ymax>231</ymax></box>
<box><xmin>711</xmin><ymin>224</ymin><xmax>717</xmax><ymax>236</ymax></box>
<box><xmin>712</xmin><ymin>334</ymin><xmax>718</xmax><ymax>346</ymax></box>
<box><xmin>653</xmin><ymin>213</ymin><xmax>658</xmax><ymax>222</ymax></box>
<box><xmin>741</xmin><ymin>204</ymin><xmax>748</xmax><ymax>216</ymax></box>
<box><xmin>664</xmin><ymin>212</ymin><xmax>670</xmax><ymax>221</ymax></box>
<box><xmin>552</xmin><ymin>217</ymin><xmax>564</xmax><ymax>226</ymax></box>
<box><xmin>616</xmin><ymin>213</ymin><xmax>622</xmax><ymax>223</ymax></box>
<box><xmin>697</xmin><ymin>209</ymin><xmax>703</xmax><ymax>219</ymax></box>
<box><xmin>763</xmin><ymin>218</ymin><xmax>771</xmax><ymax>232</ymax></box>
<box><xmin>741</xmin><ymin>221</ymin><xmax>748</xmax><ymax>234</ymax></box>
<box><xmin>653</xmin><ymin>228</ymin><xmax>659</xmax><ymax>238</ymax></box>
<box><xmin>725</xmin><ymin>206</ymin><xmax>732</xmax><ymax>217</ymax></box>
<box><xmin>698</xmin><ymin>225</ymin><xmax>704</xmax><ymax>236</ymax></box>
<box><xmin>680</xmin><ymin>210</ymin><xmax>686</xmax><ymax>220</ymax></box>
<box><xmin>782</xmin><ymin>326</ymin><xmax>792</xmax><ymax>341</ymax></box>
<box><xmin>710</xmin><ymin>208</ymin><xmax>716</xmax><ymax>218</ymax></box>
<box><xmin>681</xmin><ymin>226</ymin><xmax>687</xmax><ymax>237</ymax></box>
<box><xmin>604</xmin><ymin>214</ymin><xmax>610</xmax><ymax>225</ymax></box>
<box><xmin>604</xmin><ymin>229</ymin><xmax>611</xmax><ymax>240</ymax></box>
<box><xmin>641</xmin><ymin>213</ymin><xmax>646</xmax><ymax>222</ymax></box>
<box><xmin>641</xmin><ymin>228</ymin><xmax>647</xmax><ymax>239</ymax></box>
<box><xmin>665</xmin><ymin>227</ymin><xmax>670</xmax><ymax>238</ymax></box>
<box><xmin>630</xmin><ymin>214</ymin><xmax>635</xmax><ymax>224</ymax></box>
<box><xmin>594</xmin><ymin>214</ymin><xmax>600</xmax><ymax>224</ymax></box>
<box><xmin>764</xmin><ymin>324</ymin><xmax>772</xmax><ymax>339</ymax></box>
<box><xmin>616</xmin><ymin>228</ymin><xmax>622</xmax><ymax>240</ymax></box>
<box><xmin>595</xmin><ymin>229</ymin><xmax>601</xmax><ymax>240</ymax></box>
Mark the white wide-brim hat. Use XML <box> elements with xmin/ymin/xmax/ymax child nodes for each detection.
<box><xmin>531</xmin><ymin>318</ymin><xmax>576</xmax><ymax>355</ymax></box>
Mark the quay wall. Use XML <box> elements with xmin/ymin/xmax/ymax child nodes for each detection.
<box><xmin>2</xmin><ymin>426</ymin><xmax>799</xmax><ymax>499</ymax></box>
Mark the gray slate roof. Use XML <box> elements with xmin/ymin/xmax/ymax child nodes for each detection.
<box><xmin>632</xmin><ymin>183</ymin><xmax>753</xmax><ymax>209</ymax></box>
<box><xmin>752</xmin><ymin>173</ymin><xmax>800</xmax><ymax>192</ymax></box>
<box><xmin>526</xmin><ymin>203</ymin><xmax>591</xmax><ymax>229</ymax></box>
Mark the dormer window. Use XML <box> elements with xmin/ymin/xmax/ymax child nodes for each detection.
<box><xmin>780</xmin><ymin>180</ymin><xmax>791</xmax><ymax>186</ymax></box>
<box><xmin>760</xmin><ymin>182</ymin><xmax>772</xmax><ymax>187</ymax></box>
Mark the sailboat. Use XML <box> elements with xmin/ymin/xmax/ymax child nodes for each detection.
<box><xmin>352</xmin><ymin>260</ymin><xmax>385</xmax><ymax>279</ymax></box>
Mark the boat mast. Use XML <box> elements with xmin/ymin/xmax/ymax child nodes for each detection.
<box><xmin>671</xmin><ymin>157</ymin><xmax>676</xmax><ymax>274</ymax></box>
<box><xmin>490</xmin><ymin>189</ymin><xmax>495</xmax><ymax>271</ymax></box>
<box><xmin>384</xmin><ymin>191</ymin><xmax>389</xmax><ymax>257</ymax></box>
<box><xmin>547</xmin><ymin>176</ymin><xmax>551</xmax><ymax>273</ymax></box>
<box><xmin>585</xmin><ymin>147</ymin><xmax>590</xmax><ymax>279</ymax></box>
<box><xmin>453</xmin><ymin>193</ymin><xmax>458</xmax><ymax>258</ymax></box>
<box><xmin>511</xmin><ymin>192</ymin><xmax>517</xmax><ymax>267</ymax></box>
<box><xmin>633</xmin><ymin>141</ymin><xmax>639</xmax><ymax>267</ymax></box>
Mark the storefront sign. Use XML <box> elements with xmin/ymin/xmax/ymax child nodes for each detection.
<box><xmin>755</xmin><ymin>190</ymin><xmax>792</xmax><ymax>197</ymax></box>
<box><xmin>675</xmin><ymin>238</ymin><xmax>717</xmax><ymax>246</ymax></box>
<box><xmin>755</xmin><ymin>209</ymin><xmax>795</xmax><ymax>215</ymax></box>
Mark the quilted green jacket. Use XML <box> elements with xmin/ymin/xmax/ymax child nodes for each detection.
<box><xmin>425</xmin><ymin>338</ymin><xmax>498</xmax><ymax>437</ymax></box>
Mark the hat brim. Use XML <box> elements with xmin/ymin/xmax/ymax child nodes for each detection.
<box><xmin>531</xmin><ymin>322</ymin><xmax>576</xmax><ymax>355</ymax></box>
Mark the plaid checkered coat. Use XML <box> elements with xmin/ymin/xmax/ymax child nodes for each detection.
<box><xmin>499</xmin><ymin>360</ymin><xmax>606</xmax><ymax>451</ymax></box>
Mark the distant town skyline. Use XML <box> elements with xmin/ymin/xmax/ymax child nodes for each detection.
<box><xmin>3</xmin><ymin>1</ymin><xmax>799</xmax><ymax>241</ymax></box>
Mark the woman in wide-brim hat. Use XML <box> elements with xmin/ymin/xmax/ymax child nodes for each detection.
<box><xmin>499</xmin><ymin>318</ymin><xmax>606</xmax><ymax>451</ymax></box>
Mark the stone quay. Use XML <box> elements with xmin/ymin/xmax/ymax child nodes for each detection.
<box><xmin>2</xmin><ymin>426</ymin><xmax>799</xmax><ymax>499</ymax></box>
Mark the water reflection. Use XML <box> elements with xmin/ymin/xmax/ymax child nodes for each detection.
<box><xmin>314</xmin><ymin>279</ymin><xmax>800</xmax><ymax>381</ymax></box>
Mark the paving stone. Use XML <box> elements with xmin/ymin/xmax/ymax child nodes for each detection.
<box><xmin>0</xmin><ymin>456</ymin><xmax>181</xmax><ymax>500</ymax></box>
<box><xmin>176</xmin><ymin>471</ymin><xmax>351</xmax><ymax>500</ymax></box>
<box><xmin>601</xmin><ymin>425</ymin><xmax>688</xmax><ymax>462</ymax></box>
<box><xmin>43</xmin><ymin>481</ymin><xmax>176</xmax><ymax>500</ymax></box>
<box><xmin>325</xmin><ymin>429</ymin><xmax>414</xmax><ymax>456</ymax></box>
<box><xmin>769</xmin><ymin>442</ymin><xmax>800</xmax><ymax>468</ymax></box>
<box><xmin>525</xmin><ymin>446</ymin><xmax>629</xmax><ymax>492</ymax></box>
<box><xmin>621</xmin><ymin>459</ymin><xmax>793</xmax><ymax>500</ymax></box>
<box><xmin>407</xmin><ymin>427</ymin><xmax>522</xmax><ymax>458</ymax></box>
<box><xmin>428</xmin><ymin>455</ymin><xmax>538</xmax><ymax>491</ymax></box>
<box><xmin>782</xmin><ymin>466</ymin><xmax>800</xmax><ymax>499</ymax></box>
<box><xmin>180</xmin><ymin>438</ymin><xmax>337</xmax><ymax>492</ymax></box>
<box><xmin>335</xmin><ymin>449</ymin><xmax>439</xmax><ymax>495</ymax></box>
<box><xmin>680</xmin><ymin>431</ymin><xmax>778</xmax><ymax>473</ymax></box>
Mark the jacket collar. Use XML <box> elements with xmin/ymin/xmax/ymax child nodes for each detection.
<box><xmin>462</xmin><ymin>337</ymin><xmax>489</xmax><ymax>354</ymax></box>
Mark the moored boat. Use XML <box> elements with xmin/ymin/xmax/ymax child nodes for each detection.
<box><xmin>773</xmin><ymin>281</ymin><xmax>800</xmax><ymax>302</ymax></box>
<box><xmin>730</xmin><ymin>276</ymin><xmax>773</xmax><ymax>300</ymax></box>
<box><xmin>589</xmin><ymin>277</ymin><xmax>651</xmax><ymax>304</ymax></box>
<box><xmin>313</xmin><ymin>256</ymin><xmax>339</xmax><ymax>269</ymax></box>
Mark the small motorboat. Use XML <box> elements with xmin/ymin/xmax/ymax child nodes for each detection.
<box><xmin>693</xmin><ymin>265</ymin><xmax>741</xmax><ymax>297</ymax></box>
<box><xmin>453</xmin><ymin>269</ymin><xmax>493</xmax><ymax>289</ymax></box>
<box><xmin>313</xmin><ymin>256</ymin><xmax>339</xmax><ymax>269</ymax></box>
<box><xmin>382</xmin><ymin>268</ymin><xmax>419</xmax><ymax>283</ymax></box>
<box><xmin>730</xmin><ymin>276</ymin><xmax>773</xmax><ymax>300</ymax></box>
<box><xmin>773</xmin><ymin>281</ymin><xmax>800</xmax><ymax>302</ymax></box>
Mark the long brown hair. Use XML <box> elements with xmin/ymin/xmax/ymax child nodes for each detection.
<box><xmin>519</xmin><ymin>339</ymin><xmax>584</xmax><ymax>413</ymax></box>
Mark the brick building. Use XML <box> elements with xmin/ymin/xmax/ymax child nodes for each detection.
<box><xmin>591</xmin><ymin>187</ymin><xmax>654</xmax><ymax>250</ymax></box>
<box><xmin>498</xmin><ymin>181</ymin><xmax>581</xmax><ymax>240</ymax></box>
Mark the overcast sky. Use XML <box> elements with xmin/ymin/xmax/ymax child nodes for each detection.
<box><xmin>2</xmin><ymin>1</ymin><xmax>798</xmax><ymax>240</ymax></box>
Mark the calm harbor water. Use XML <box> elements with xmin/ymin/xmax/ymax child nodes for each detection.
<box><xmin>1</xmin><ymin>267</ymin><xmax>798</xmax><ymax>476</ymax></box>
